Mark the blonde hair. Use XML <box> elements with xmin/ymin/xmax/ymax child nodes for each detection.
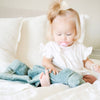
<box><xmin>47</xmin><ymin>0</ymin><xmax>81</xmax><ymax>41</ymax></box>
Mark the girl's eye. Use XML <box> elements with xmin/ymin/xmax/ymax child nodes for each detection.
<box><xmin>57</xmin><ymin>33</ymin><xmax>62</xmax><ymax>36</ymax></box>
<box><xmin>66</xmin><ymin>33</ymin><xmax>72</xmax><ymax>36</ymax></box>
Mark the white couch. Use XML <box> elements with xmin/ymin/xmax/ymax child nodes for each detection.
<box><xmin>0</xmin><ymin>15</ymin><xmax>100</xmax><ymax>100</ymax></box>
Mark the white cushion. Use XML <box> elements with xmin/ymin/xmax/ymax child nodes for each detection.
<box><xmin>0</xmin><ymin>18</ymin><xmax>23</xmax><ymax>73</ymax></box>
<box><xmin>17</xmin><ymin>15</ymin><xmax>47</xmax><ymax>67</ymax></box>
<box><xmin>0</xmin><ymin>49</ymin><xmax>16</xmax><ymax>73</ymax></box>
<box><xmin>78</xmin><ymin>14</ymin><xmax>89</xmax><ymax>43</ymax></box>
<box><xmin>0</xmin><ymin>18</ymin><xmax>22</xmax><ymax>55</ymax></box>
<box><xmin>16</xmin><ymin>15</ymin><xmax>88</xmax><ymax>68</ymax></box>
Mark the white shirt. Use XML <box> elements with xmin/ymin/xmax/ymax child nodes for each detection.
<box><xmin>40</xmin><ymin>41</ymin><xmax>92</xmax><ymax>73</ymax></box>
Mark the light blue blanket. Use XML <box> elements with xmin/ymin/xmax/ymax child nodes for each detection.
<box><xmin>0</xmin><ymin>60</ymin><xmax>85</xmax><ymax>87</ymax></box>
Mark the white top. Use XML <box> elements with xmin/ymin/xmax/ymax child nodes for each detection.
<box><xmin>40</xmin><ymin>41</ymin><xmax>92</xmax><ymax>74</ymax></box>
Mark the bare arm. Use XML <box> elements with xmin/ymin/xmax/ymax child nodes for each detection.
<box><xmin>42</xmin><ymin>56</ymin><xmax>59</xmax><ymax>74</ymax></box>
<box><xmin>83</xmin><ymin>58</ymin><xmax>100</xmax><ymax>73</ymax></box>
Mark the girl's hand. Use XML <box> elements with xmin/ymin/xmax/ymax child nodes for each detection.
<box><xmin>42</xmin><ymin>56</ymin><xmax>59</xmax><ymax>75</ymax></box>
<box><xmin>84</xmin><ymin>58</ymin><xmax>100</xmax><ymax>73</ymax></box>
<box><xmin>47</xmin><ymin>66</ymin><xmax>59</xmax><ymax>75</ymax></box>
<box><xmin>94</xmin><ymin>65</ymin><xmax>100</xmax><ymax>73</ymax></box>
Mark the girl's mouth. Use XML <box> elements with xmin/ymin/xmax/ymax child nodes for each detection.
<box><xmin>60</xmin><ymin>41</ymin><xmax>73</xmax><ymax>47</ymax></box>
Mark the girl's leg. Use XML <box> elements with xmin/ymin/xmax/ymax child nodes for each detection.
<box><xmin>39</xmin><ymin>69</ymin><xmax>50</xmax><ymax>87</ymax></box>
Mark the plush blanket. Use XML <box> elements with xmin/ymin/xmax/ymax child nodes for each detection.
<box><xmin>0</xmin><ymin>60</ymin><xmax>85</xmax><ymax>87</ymax></box>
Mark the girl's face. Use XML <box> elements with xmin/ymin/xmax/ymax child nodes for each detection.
<box><xmin>52</xmin><ymin>15</ymin><xmax>76</xmax><ymax>47</ymax></box>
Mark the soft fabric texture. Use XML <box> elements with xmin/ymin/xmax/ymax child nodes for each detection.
<box><xmin>78</xmin><ymin>15</ymin><xmax>89</xmax><ymax>43</ymax></box>
<box><xmin>16</xmin><ymin>15</ymin><xmax>88</xmax><ymax>68</ymax></box>
<box><xmin>0</xmin><ymin>49</ymin><xmax>16</xmax><ymax>73</ymax></box>
<box><xmin>0</xmin><ymin>18</ymin><xmax>23</xmax><ymax>73</ymax></box>
<box><xmin>16</xmin><ymin>15</ymin><xmax>47</xmax><ymax>67</ymax></box>
<box><xmin>0</xmin><ymin>14</ymin><xmax>100</xmax><ymax>100</ymax></box>
<box><xmin>0</xmin><ymin>17</ymin><xmax>22</xmax><ymax>55</ymax></box>
<box><xmin>0</xmin><ymin>60</ymin><xmax>85</xmax><ymax>88</ymax></box>
<box><xmin>41</xmin><ymin>41</ymin><xmax>92</xmax><ymax>73</ymax></box>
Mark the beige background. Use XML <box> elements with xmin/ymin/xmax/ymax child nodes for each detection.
<box><xmin>0</xmin><ymin>0</ymin><xmax>100</xmax><ymax>58</ymax></box>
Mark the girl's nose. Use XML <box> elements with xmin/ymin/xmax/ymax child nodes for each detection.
<box><xmin>62</xmin><ymin>34</ymin><xmax>66</xmax><ymax>41</ymax></box>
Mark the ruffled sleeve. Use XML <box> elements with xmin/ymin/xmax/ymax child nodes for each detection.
<box><xmin>81</xmin><ymin>44</ymin><xmax>93</xmax><ymax>60</ymax></box>
<box><xmin>40</xmin><ymin>42</ymin><xmax>53</xmax><ymax>59</ymax></box>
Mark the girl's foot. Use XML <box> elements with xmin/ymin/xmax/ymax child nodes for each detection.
<box><xmin>39</xmin><ymin>69</ymin><xmax>50</xmax><ymax>87</ymax></box>
<box><xmin>83</xmin><ymin>75</ymin><xmax>97</xmax><ymax>84</ymax></box>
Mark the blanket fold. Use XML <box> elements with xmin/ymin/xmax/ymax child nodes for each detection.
<box><xmin>0</xmin><ymin>60</ymin><xmax>85</xmax><ymax>87</ymax></box>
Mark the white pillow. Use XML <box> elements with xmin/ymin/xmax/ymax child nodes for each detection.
<box><xmin>0</xmin><ymin>18</ymin><xmax>22</xmax><ymax>55</ymax></box>
<box><xmin>0</xmin><ymin>18</ymin><xmax>23</xmax><ymax>73</ymax></box>
<box><xmin>17</xmin><ymin>15</ymin><xmax>47</xmax><ymax>67</ymax></box>
<box><xmin>16</xmin><ymin>15</ymin><xmax>87</xmax><ymax>68</ymax></box>
<box><xmin>0</xmin><ymin>49</ymin><xmax>16</xmax><ymax>73</ymax></box>
<box><xmin>78</xmin><ymin>14</ymin><xmax>89</xmax><ymax>43</ymax></box>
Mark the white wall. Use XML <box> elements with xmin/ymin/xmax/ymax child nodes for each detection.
<box><xmin>0</xmin><ymin>0</ymin><xmax>100</xmax><ymax>50</ymax></box>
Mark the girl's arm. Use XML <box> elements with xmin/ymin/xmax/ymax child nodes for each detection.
<box><xmin>84</xmin><ymin>58</ymin><xmax>100</xmax><ymax>73</ymax></box>
<box><xmin>42</xmin><ymin>56</ymin><xmax>59</xmax><ymax>74</ymax></box>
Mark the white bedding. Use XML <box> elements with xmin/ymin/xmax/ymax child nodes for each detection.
<box><xmin>0</xmin><ymin>80</ymin><xmax>69</xmax><ymax>100</ymax></box>
<box><xmin>0</xmin><ymin>7</ymin><xmax>100</xmax><ymax>100</ymax></box>
<box><xmin>0</xmin><ymin>79</ymin><xmax>100</xmax><ymax>100</ymax></box>
<box><xmin>0</xmin><ymin>59</ymin><xmax>100</xmax><ymax>100</ymax></box>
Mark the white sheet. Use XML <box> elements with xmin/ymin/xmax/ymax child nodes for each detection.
<box><xmin>0</xmin><ymin>59</ymin><xmax>100</xmax><ymax>100</ymax></box>
<box><xmin>0</xmin><ymin>79</ymin><xmax>100</xmax><ymax>100</ymax></box>
<box><xmin>0</xmin><ymin>80</ymin><xmax>69</xmax><ymax>100</ymax></box>
<box><xmin>45</xmin><ymin>81</ymin><xmax>100</xmax><ymax>100</ymax></box>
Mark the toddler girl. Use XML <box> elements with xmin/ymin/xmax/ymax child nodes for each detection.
<box><xmin>40</xmin><ymin>0</ymin><xmax>100</xmax><ymax>86</ymax></box>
